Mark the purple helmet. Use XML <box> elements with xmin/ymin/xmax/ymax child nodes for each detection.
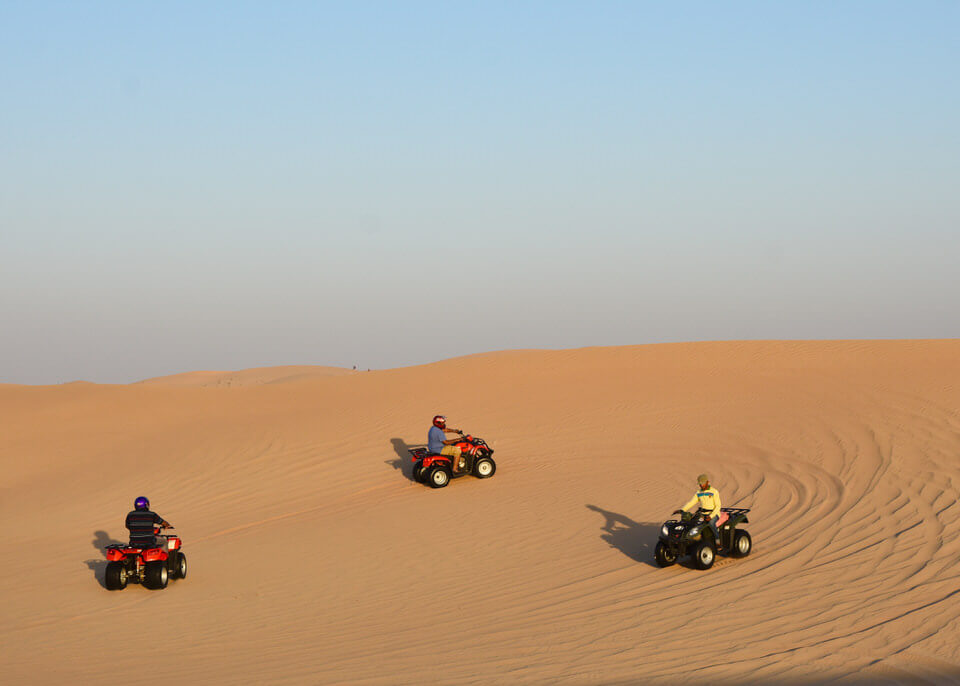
<box><xmin>134</xmin><ymin>496</ymin><xmax>150</xmax><ymax>511</ymax></box>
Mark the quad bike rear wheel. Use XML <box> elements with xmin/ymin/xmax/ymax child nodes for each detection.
<box><xmin>412</xmin><ymin>461</ymin><xmax>426</xmax><ymax>483</ymax></box>
<box><xmin>427</xmin><ymin>466</ymin><xmax>451</xmax><ymax>489</ymax></box>
<box><xmin>473</xmin><ymin>456</ymin><xmax>496</xmax><ymax>479</ymax></box>
<box><xmin>654</xmin><ymin>541</ymin><xmax>677</xmax><ymax>567</ymax></box>
<box><xmin>169</xmin><ymin>552</ymin><xmax>188</xmax><ymax>579</ymax></box>
<box><xmin>145</xmin><ymin>561</ymin><xmax>169</xmax><ymax>589</ymax></box>
<box><xmin>731</xmin><ymin>530</ymin><xmax>752</xmax><ymax>558</ymax></box>
<box><xmin>693</xmin><ymin>541</ymin><xmax>716</xmax><ymax>570</ymax></box>
<box><xmin>105</xmin><ymin>561</ymin><xmax>127</xmax><ymax>590</ymax></box>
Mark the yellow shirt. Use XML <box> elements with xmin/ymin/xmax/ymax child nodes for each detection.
<box><xmin>682</xmin><ymin>487</ymin><xmax>722</xmax><ymax>518</ymax></box>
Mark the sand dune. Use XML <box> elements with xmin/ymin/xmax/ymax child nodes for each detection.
<box><xmin>2</xmin><ymin>340</ymin><xmax>959</xmax><ymax>684</ymax></box>
<box><xmin>137</xmin><ymin>365</ymin><xmax>357</xmax><ymax>387</ymax></box>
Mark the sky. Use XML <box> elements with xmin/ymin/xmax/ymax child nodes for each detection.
<box><xmin>1</xmin><ymin>1</ymin><xmax>958</xmax><ymax>384</ymax></box>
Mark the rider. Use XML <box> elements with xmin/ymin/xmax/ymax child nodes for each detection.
<box><xmin>125</xmin><ymin>496</ymin><xmax>171</xmax><ymax>548</ymax></box>
<box><xmin>428</xmin><ymin>415</ymin><xmax>465</xmax><ymax>473</ymax></box>
<box><xmin>674</xmin><ymin>473</ymin><xmax>722</xmax><ymax>545</ymax></box>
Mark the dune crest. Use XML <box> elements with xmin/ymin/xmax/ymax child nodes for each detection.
<box><xmin>2</xmin><ymin>340</ymin><xmax>959</xmax><ymax>684</ymax></box>
<box><xmin>136</xmin><ymin>364</ymin><xmax>356</xmax><ymax>387</ymax></box>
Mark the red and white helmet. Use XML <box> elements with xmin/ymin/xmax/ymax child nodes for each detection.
<box><xmin>433</xmin><ymin>415</ymin><xmax>446</xmax><ymax>429</ymax></box>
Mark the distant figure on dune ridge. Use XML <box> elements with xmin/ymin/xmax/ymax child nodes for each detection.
<box><xmin>428</xmin><ymin>414</ymin><xmax>465</xmax><ymax>473</ymax></box>
<box><xmin>674</xmin><ymin>473</ymin><xmax>723</xmax><ymax>547</ymax></box>
<box><xmin>125</xmin><ymin>496</ymin><xmax>171</xmax><ymax>548</ymax></box>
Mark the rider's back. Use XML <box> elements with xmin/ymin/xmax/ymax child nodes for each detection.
<box><xmin>125</xmin><ymin>509</ymin><xmax>162</xmax><ymax>546</ymax></box>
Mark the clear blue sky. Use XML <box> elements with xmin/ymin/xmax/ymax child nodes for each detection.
<box><xmin>2</xmin><ymin>1</ymin><xmax>957</xmax><ymax>383</ymax></box>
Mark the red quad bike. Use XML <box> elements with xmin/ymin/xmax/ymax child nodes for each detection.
<box><xmin>409</xmin><ymin>432</ymin><xmax>496</xmax><ymax>488</ymax></box>
<box><xmin>103</xmin><ymin>527</ymin><xmax>187</xmax><ymax>590</ymax></box>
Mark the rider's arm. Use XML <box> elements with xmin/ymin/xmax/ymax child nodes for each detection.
<box><xmin>444</xmin><ymin>428</ymin><xmax>462</xmax><ymax>434</ymax></box>
<box><xmin>681</xmin><ymin>494</ymin><xmax>699</xmax><ymax>513</ymax></box>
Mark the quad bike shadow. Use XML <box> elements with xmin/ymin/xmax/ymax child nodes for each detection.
<box><xmin>85</xmin><ymin>530</ymin><xmax>125</xmax><ymax>588</ymax></box>
<box><xmin>586</xmin><ymin>505</ymin><xmax>662</xmax><ymax>568</ymax></box>
<box><xmin>386</xmin><ymin>438</ymin><xmax>421</xmax><ymax>481</ymax></box>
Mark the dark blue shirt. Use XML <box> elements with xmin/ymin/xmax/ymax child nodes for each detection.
<box><xmin>125</xmin><ymin>509</ymin><xmax>164</xmax><ymax>544</ymax></box>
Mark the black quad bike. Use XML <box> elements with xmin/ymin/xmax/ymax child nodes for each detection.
<box><xmin>654</xmin><ymin>507</ymin><xmax>752</xmax><ymax>570</ymax></box>
<box><xmin>409</xmin><ymin>432</ymin><xmax>496</xmax><ymax>488</ymax></box>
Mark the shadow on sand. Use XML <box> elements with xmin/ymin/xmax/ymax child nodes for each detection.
<box><xmin>85</xmin><ymin>530</ymin><xmax>124</xmax><ymax>588</ymax></box>
<box><xmin>385</xmin><ymin>438</ymin><xmax>425</xmax><ymax>482</ymax></box>
<box><xmin>586</xmin><ymin>505</ymin><xmax>662</xmax><ymax>568</ymax></box>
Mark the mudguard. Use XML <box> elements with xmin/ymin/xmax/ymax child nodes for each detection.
<box><xmin>141</xmin><ymin>548</ymin><xmax>168</xmax><ymax>563</ymax></box>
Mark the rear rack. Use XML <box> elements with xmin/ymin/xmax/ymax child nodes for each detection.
<box><xmin>720</xmin><ymin>507</ymin><xmax>751</xmax><ymax>516</ymax></box>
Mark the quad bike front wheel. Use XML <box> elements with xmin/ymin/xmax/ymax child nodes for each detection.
<box><xmin>693</xmin><ymin>541</ymin><xmax>716</xmax><ymax>570</ymax></box>
<box><xmin>169</xmin><ymin>552</ymin><xmax>188</xmax><ymax>579</ymax></box>
<box><xmin>105</xmin><ymin>561</ymin><xmax>127</xmax><ymax>590</ymax></box>
<box><xmin>473</xmin><ymin>456</ymin><xmax>496</xmax><ymax>479</ymax></box>
<box><xmin>731</xmin><ymin>530</ymin><xmax>752</xmax><ymax>558</ymax></box>
<box><xmin>654</xmin><ymin>541</ymin><xmax>677</xmax><ymax>567</ymax></box>
<box><xmin>145</xmin><ymin>561</ymin><xmax>169</xmax><ymax>589</ymax></box>
<box><xmin>427</xmin><ymin>466</ymin><xmax>451</xmax><ymax>489</ymax></box>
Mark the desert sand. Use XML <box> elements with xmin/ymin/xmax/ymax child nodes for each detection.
<box><xmin>1</xmin><ymin>340</ymin><xmax>959</xmax><ymax>685</ymax></box>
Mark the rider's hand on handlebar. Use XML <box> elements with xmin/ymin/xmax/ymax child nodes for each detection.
<box><xmin>672</xmin><ymin>509</ymin><xmax>683</xmax><ymax>515</ymax></box>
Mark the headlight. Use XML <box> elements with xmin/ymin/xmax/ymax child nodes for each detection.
<box><xmin>688</xmin><ymin>525</ymin><xmax>701</xmax><ymax>536</ymax></box>
<box><xmin>661</xmin><ymin>525</ymin><xmax>669</xmax><ymax>537</ymax></box>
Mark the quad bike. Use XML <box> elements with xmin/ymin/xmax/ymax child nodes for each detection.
<box><xmin>654</xmin><ymin>507</ymin><xmax>752</xmax><ymax>570</ymax></box>
<box><xmin>103</xmin><ymin>527</ymin><xmax>187</xmax><ymax>590</ymax></box>
<box><xmin>409</xmin><ymin>431</ymin><xmax>496</xmax><ymax>488</ymax></box>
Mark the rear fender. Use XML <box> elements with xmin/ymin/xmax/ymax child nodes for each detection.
<box><xmin>141</xmin><ymin>548</ymin><xmax>168</xmax><ymax>563</ymax></box>
<box><xmin>106</xmin><ymin>548</ymin><xmax>126</xmax><ymax>562</ymax></box>
<box><xmin>429</xmin><ymin>454</ymin><xmax>453</xmax><ymax>467</ymax></box>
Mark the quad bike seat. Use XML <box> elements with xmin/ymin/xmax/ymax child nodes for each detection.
<box><xmin>128</xmin><ymin>537</ymin><xmax>161</xmax><ymax>550</ymax></box>
<box><xmin>106</xmin><ymin>543</ymin><xmax>138</xmax><ymax>553</ymax></box>
<box><xmin>716</xmin><ymin>512</ymin><xmax>729</xmax><ymax>528</ymax></box>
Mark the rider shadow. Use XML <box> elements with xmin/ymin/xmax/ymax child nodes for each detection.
<box><xmin>85</xmin><ymin>530</ymin><xmax>125</xmax><ymax>588</ymax></box>
<box><xmin>586</xmin><ymin>505</ymin><xmax>661</xmax><ymax>568</ymax></box>
<box><xmin>386</xmin><ymin>438</ymin><xmax>425</xmax><ymax>482</ymax></box>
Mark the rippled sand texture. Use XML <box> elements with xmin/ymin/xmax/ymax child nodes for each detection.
<box><xmin>1</xmin><ymin>341</ymin><xmax>958</xmax><ymax>684</ymax></box>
